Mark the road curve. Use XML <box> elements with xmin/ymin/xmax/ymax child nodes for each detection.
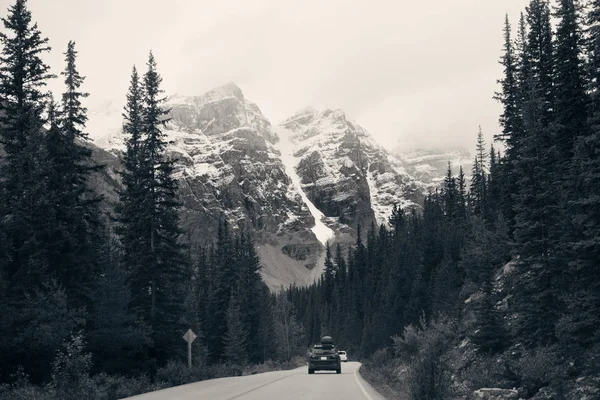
<box><xmin>123</xmin><ymin>361</ymin><xmax>386</xmax><ymax>400</ymax></box>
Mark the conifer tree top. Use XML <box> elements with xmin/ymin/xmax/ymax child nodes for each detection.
<box><xmin>0</xmin><ymin>0</ymin><xmax>54</xmax><ymax>106</ymax></box>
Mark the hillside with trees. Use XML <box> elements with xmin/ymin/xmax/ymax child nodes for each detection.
<box><xmin>1</xmin><ymin>0</ymin><xmax>600</xmax><ymax>399</ymax></box>
<box><xmin>0</xmin><ymin>1</ymin><xmax>306</xmax><ymax>399</ymax></box>
<box><xmin>286</xmin><ymin>0</ymin><xmax>600</xmax><ymax>398</ymax></box>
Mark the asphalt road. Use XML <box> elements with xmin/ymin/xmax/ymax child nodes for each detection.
<box><xmin>123</xmin><ymin>361</ymin><xmax>386</xmax><ymax>400</ymax></box>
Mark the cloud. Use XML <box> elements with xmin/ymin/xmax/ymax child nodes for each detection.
<box><xmin>11</xmin><ymin>0</ymin><xmax>531</xmax><ymax>151</ymax></box>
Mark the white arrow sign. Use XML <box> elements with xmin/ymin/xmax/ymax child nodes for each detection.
<box><xmin>183</xmin><ymin>329</ymin><xmax>197</xmax><ymax>344</ymax></box>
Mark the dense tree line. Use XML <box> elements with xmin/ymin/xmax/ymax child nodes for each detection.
<box><xmin>185</xmin><ymin>220</ymin><xmax>285</xmax><ymax>366</ymax></box>
<box><xmin>287</xmin><ymin>159</ymin><xmax>507</xmax><ymax>357</ymax></box>
<box><xmin>0</xmin><ymin>0</ymin><xmax>104</xmax><ymax>382</ymax></box>
<box><xmin>0</xmin><ymin>0</ymin><xmax>306</xmax><ymax>387</ymax></box>
<box><xmin>2</xmin><ymin>0</ymin><xmax>599</xmax><ymax>394</ymax></box>
<box><xmin>290</xmin><ymin>0</ymin><xmax>600</xmax><ymax>375</ymax></box>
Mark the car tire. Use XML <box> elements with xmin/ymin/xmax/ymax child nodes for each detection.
<box><xmin>336</xmin><ymin>368</ymin><xmax>341</xmax><ymax>374</ymax></box>
<box><xmin>308</xmin><ymin>368</ymin><xmax>314</xmax><ymax>374</ymax></box>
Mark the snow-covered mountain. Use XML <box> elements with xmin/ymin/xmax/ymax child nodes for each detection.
<box><xmin>277</xmin><ymin>107</ymin><xmax>425</xmax><ymax>237</ymax></box>
<box><xmin>394</xmin><ymin>147</ymin><xmax>473</xmax><ymax>188</ymax></box>
<box><xmin>86</xmin><ymin>83</ymin><xmax>427</xmax><ymax>290</ymax></box>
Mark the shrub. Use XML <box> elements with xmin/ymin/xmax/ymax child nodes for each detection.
<box><xmin>514</xmin><ymin>347</ymin><xmax>566</xmax><ymax>397</ymax></box>
<box><xmin>361</xmin><ymin>349</ymin><xmax>409</xmax><ymax>400</ymax></box>
<box><xmin>156</xmin><ymin>359</ymin><xmax>197</xmax><ymax>386</ymax></box>
<box><xmin>393</xmin><ymin>324</ymin><xmax>422</xmax><ymax>360</ymax></box>
<box><xmin>92</xmin><ymin>373</ymin><xmax>168</xmax><ymax>400</ymax></box>
<box><xmin>461</xmin><ymin>355</ymin><xmax>517</xmax><ymax>392</ymax></box>
<box><xmin>0</xmin><ymin>367</ymin><xmax>55</xmax><ymax>400</ymax></box>
<box><xmin>51</xmin><ymin>333</ymin><xmax>95</xmax><ymax>400</ymax></box>
<box><xmin>204</xmin><ymin>363</ymin><xmax>244</xmax><ymax>379</ymax></box>
<box><xmin>0</xmin><ymin>357</ymin><xmax>301</xmax><ymax>400</ymax></box>
<box><xmin>0</xmin><ymin>383</ymin><xmax>55</xmax><ymax>400</ymax></box>
<box><xmin>392</xmin><ymin>316</ymin><xmax>456</xmax><ymax>400</ymax></box>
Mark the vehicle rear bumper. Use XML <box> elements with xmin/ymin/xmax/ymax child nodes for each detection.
<box><xmin>308</xmin><ymin>360</ymin><xmax>341</xmax><ymax>370</ymax></box>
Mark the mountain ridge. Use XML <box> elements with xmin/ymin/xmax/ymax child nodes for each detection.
<box><xmin>86</xmin><ymin>82</ymin><xmax>434</xmax><ymax>290</ymax></box>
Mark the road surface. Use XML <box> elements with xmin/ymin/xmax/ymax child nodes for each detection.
<box><xmin>124</xmin><ymin>361</ymin><xmax>386</xmax><ymax>400</ymax></box>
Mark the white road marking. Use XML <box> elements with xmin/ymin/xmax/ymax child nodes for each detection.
<box><xmin>354</xmin><ymin>364</ymin><xmax>374</xmax><ymax>400</ymax></box>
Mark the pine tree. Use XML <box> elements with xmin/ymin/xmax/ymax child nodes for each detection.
<box><xmin>461</xmin><ymin>216</ymin><xmax>510</xmax><ymax>286</ymax></box>
<box><xmin>117</xmin><ymin>53</ymin><xmax>187</xmax><ymax>365</ymax></box>
<box><xmin>524</xmin><ymin>0</ymin><xmax>554</xmax><ymax>125</ymax></box>
<box><xmin>497</xmin><ymin>12</ymin><xmax>528</xmax><ymax>232</ymax></box>
<box><xmin>141</xmin><ymin>52</ymin><xmax>187</xmax><ymax>364</ymax></box>
<box><xmin>0</xmin><ymin>0</ymin><xmax>55</xmax><ymax>294</ymax></box>
<box><xmin>116</xmin><ymin>67</ymin><xmax>148</xmax><ymax>309</ymax></box>
<box><xmin>470</xmin><ymin>127</ymin><xmax>488</xmax><ymax>217</ymax></box>
<box><xmin>470</xmin><ymin>279</ymin><xmax>508</xmax><ymax>353</ymax></box>
<box><xmin>557</xmin><ymin>0</ymin><xmax>600</xmax><ymax>348</ymax></box>
<box><xmin>236</xmin><ymin>231</ymin><xmax>269</xmax><ymax>364</ymax></box>
<box><xmin>457</xmin><ymin>165</ymin><xmax>467</xmax><ymax>219</ymax></box>
<box><xmin>515</xmin><ymin>11</ymin><xmax>528</xmax><ymax>100</ymax></box>
<box><xmin>434</xmin><ymin>249</ymin><xmax>464</xmax><ymax>314</ymax></box>
<box><xmin>416</xmin><ymin>194</ymin><xmax>444</xmax><ymax>320</ymax></box>
<box><xmin>553</xmin><ymin>0</ymin><xmax>588</xmax><ymax>159</ymax></box>
<box><xmin>442</xmin><ymin>163</ymin><xmax>459</xmax><ymax>221</ymax></box>
<box><xmin>487</xmin><ymin>144</ymin><xmax>501</xmax><ymax>219</ymax></box>
<box><xmin>333</xmin><ymin>243</ymin><xmax>348</xmax><ymax>341</ymax></box>
<box><xmin>88</xmin><ymin>233</ymin><xmax>150</xmax><ymax>375</ymax></box>
<box><xmin>7</xmin><ymin>279</ymin><xmax>86</xmax><ymax>382</ymax></box>
<box><xmin>115</xmin><ymin>66</ymin><xmax>147</xmax><ymax>280</ymax></box>
<box><xmin>45</xmin><ymin>40</ymin><xmax>102</xmax><ymax>308</ymax></box>
<box><xmin>181</xmin><ymin>243</ymin><xmax>209</xmax><ymax>366</ymax></box>
<box><xmin>494</xmin><ymin>14</ymin><xmax>520</xmax><ymax>146</ymax></box>
<box><xmin>511</xmin><ymin>74</ymin><xmax>561</xmax><ymax>346</ymax></box>
<box><xmin>273</xmin><ymin>294</ymin><xmax>305</xmax><ymax>362</ymax></box>
<box><xmin>475</xmin><ymin>126</ymin><xmax>488</xmax><ymax>175</ymax></box>
<box><xmin>223</xmin><ymin>291</ymin><xmax>248</xmax><ymax>365</ymax></box>
<box><xmin>322</xmin><ymin>241</ymin><xmax>335</xmax><ymax>303</ymax></box>
<box><xmin>205</xmin><ymin>219</ymin><xmax>234</xmax><ymax>362</ymax></box>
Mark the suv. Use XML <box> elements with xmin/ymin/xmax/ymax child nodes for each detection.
<box><xmin>308</xmin><ymin>336</ymin><xmax>341</xmax><ymax>374</ymax></box>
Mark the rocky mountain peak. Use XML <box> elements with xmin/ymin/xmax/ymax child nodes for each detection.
<box><xmin>281</xmin><ymin>106</ymin><xmax>361</xmax><ymax>147</ymax></box>
<box><xmin>198</xmin><ymin>81</ymin><xmax>245</xmax><ymax>103</ymax></box>
<box><xmin>276</xmin><ymin>106</ymin><xmax>426</xmax><ymax>238</ymax></box>
<box><xmin>87</xmin><ymin>85</ymin><xmax>431</xmax><ymax>291</ymax></box>
<box><xmin>166</xmin><ymin>83</ymin><xmax>277</xmax><ymax>144</ymax></box>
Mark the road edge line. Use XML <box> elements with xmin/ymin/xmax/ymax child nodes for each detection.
<box><xmin>355</xmin><ymin>363</ymin><xmax>374</xmax><ymax>400</ymax></box>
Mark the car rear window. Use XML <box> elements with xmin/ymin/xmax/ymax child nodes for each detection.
<box><xmin>311</xmin><ymin>347</ymin><xmax>336</xmax><ymax>355</ymax></box>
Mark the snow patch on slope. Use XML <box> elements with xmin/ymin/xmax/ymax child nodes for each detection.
<box><xmin>276</xmin><ymin>126</ymin><xmax>335</xmax><ymax>246</ymax></box>
<box><xmin>366</xmin><ymin>169</ymin><xmax>387</xmax><ymax>226</ymax></box>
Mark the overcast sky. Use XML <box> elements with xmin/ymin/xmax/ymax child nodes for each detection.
<box><xmin>3</xmin><ymin>0</ymin><xmax>531</xmax><ymax>151</ymax></box>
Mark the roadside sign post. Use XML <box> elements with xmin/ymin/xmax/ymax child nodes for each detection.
<box><xmin>182</xmin><ymin>329</ymin><xmax>197</xmax><ymax>368</ymax></box>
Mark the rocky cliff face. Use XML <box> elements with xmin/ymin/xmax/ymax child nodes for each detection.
<box><xmin>277</xmin><ymin>107</ymin><xmax>425</xmax><ymax>242</ymax></box>
<box><xmin>87</xmin><ymin>83</ymin><xmax>428</xmax><ymax>290</ymax></box>
<box><xmin>89</xmin><ymin>83</ymin><xmax>326</xmax><ymax>290</ymax></box>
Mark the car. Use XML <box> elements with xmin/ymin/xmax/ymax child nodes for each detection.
<box><xmin>337</xmin><ymin>350</ymin><xmax>348</xmax><ymax>362</ymax></box>
<box><xmin>308</xmin><ymin>336</ymin><xmax>341</xmax><ymax>374</ymax></box>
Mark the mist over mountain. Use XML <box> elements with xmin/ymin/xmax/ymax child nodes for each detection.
<box><xmin>86</xmin><ymin>82</ymin><xmax>445</xmax><ymax>290</ymax></box>
<box><xmin>393</xmin><ymin>147</ymin><xmax>473</xmax><ymax>187</ymax></box>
